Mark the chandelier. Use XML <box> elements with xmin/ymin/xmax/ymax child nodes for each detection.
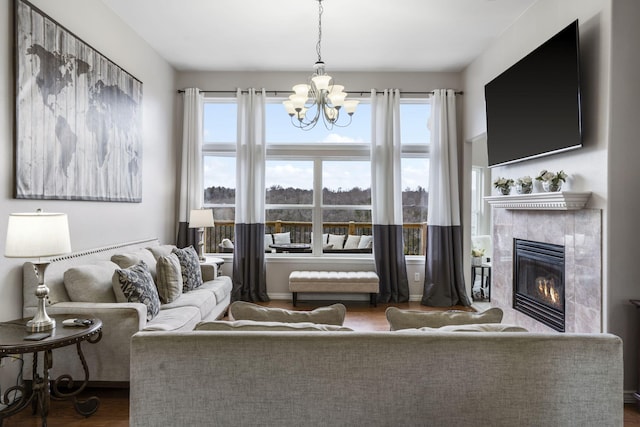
<box><xmin>283</xmin><ymin>0</ymin><xmax>359</xmax><ymax>131</ymax></box>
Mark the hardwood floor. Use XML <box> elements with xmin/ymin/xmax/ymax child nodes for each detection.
<box><xmin>1</xmin><ymin>300</ymin><xmax>638</xmax><ymax>426</ymax></box>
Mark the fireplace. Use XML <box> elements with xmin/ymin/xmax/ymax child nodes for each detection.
<box><xmin>513</xmin><ymin>239</ymin><xmax>565</xmax><ymax>332</ymax></box>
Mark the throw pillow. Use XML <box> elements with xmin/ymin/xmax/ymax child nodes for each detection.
<box><xmin>328</xmin><ymin>234</ymin><xmax>346</xmax><ymax>249</ymax></box>
<box><xmin>171</xmin><ymin>246</ymin><xmax>203</xmax><ymax>291</ymax></box>
<box><xmin>195</xmin><ymin>320</ymin><xmax>353</xmax><ymax>332</ymax></box>
<box><xmin>147</xmin><ymin>244</ymin><xmax>177</xmax><ymax>260</ymax></box>
<box><xmin>264</xmin><ymin>234</ymin><xmax>274</xmax><ymax>252</ymax></box>
<box><xmin>358</xmin><ymin>235</ymin><xmax>373</xmax><ymax>249</ymax></box>
<box><xmin>385</xmin><ymin>307</ymin><xmax>504</xmax><ymax>331</ymax></box>
<box><xmin>228</xmin><ymin>301</ymin><xmax>347</xmax><ymax>326</ymax></box>
<box><xmin>63</xmin><ymin>261</ymin><xmax>118</xmax><ymax>303</ymax></box>
<box><xmin>417</xmin><ymin>323</ymin><xmax>528</xmax><ymax>333</ymax></box>
<box><xmin>344</xmin><ymin>235</ymin><xmax>361</xmax><ymax>250</ymax></box>
<box><xmin>112</xmin><ymin>261</ymin><xmax>160</xmax><ymax>321</ymax></box>
<box><xmin>111</xmin><ymin>248</ymin><xmax>159</xmax><ymax>281</ymax></box>
<box><xmin>273</xmin><ymin>232</ymin><xmax>291</xmax><ymax>244</ymax></box>
<box><xmin>155</xmin><ymin>253</ymin><xmax>183</xmax><ymax>303</ymax></box>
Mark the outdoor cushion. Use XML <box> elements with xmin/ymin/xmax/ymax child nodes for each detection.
<box><xmin>344</xmin><ymin>235</ymin><xmax>361</xmax><ymax>249</ymax></box>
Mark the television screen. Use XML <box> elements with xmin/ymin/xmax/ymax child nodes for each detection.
<box><xmin>485</xmin><ymin>20</ymin><xmax>582</xmax><ymax>167</ymax></box>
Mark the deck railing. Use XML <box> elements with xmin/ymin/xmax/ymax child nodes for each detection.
<box><xmin>206</xmin><ymin>220</ymin><xmax>427</xmax><ymax>255</ymax></box>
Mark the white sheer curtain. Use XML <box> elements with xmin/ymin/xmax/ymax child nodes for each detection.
<box><xmin>422</xmin><ymin>89</ymin><xmax>471</xmax><ymax>306</ymax></box>
<box><xmin>176</xmin><ymin>88</ymin><xmax>203</xmax><ymax>248</ymax></box>
<box><xmin>371</xmin><ymin>89</ymin><xmax>409</xmax><ymax>302</ymax></box>
<box><xmin>232</xmin><ymin>88</ymin><xmax>269</xmax><ymax>301</ymax></box>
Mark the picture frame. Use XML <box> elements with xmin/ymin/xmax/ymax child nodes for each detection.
<box><xmin>14</xmin><ymin>0</ymin><xmax>143</xmax><ymax>202</ymax></box>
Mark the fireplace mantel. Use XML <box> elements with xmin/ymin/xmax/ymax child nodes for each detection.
<box><xmin>484</xmin><ymin>191</ymin><xmax>592</xmax><ymax>210</ymax></box>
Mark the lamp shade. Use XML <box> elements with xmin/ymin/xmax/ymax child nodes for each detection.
<box><xmin>189</xmin><ymin>209</ymin><xmax>214</xmax><ymax>228</ymax></box>
<box><xmin>5</xmin><ymin>212</ymin><xmax>71</xmax><ymax>258</ymax></box>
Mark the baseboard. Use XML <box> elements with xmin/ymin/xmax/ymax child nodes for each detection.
<box><xmin>268</xmin><ymin>293</ymin><xmax>424</xmax><ymax>302</ymax></box>
<box><xmin>625</xmin><ymin>390</ymin><xmax>637</xmax><ymax>405</ymax></box>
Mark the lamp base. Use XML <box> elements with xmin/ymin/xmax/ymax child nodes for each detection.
<box><xmin>26</xmin><ymin>317</ymin><xmax>56</xmax><ymax>332</ymax></box>
<box><xmin>27</xmin><ymin>262</ymin><xmax>56</xmax><ymax>332</ymax></box>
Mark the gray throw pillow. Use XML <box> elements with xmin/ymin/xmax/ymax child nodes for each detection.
<box><xmin>171</xmin><ymin>246</ymin><xmax>203</xmax><ymax>292</ymax></box>
<box><xmin>195</xmin><ymin>320</ymin><xmax>353</xmax><ymax>332</ymax></box>
<box><xmin>63</xmin><ymin>260</ymin><xmax>118</xmax><ymax>303</ymax></box>
<box><xmin>155</xmin><ymin>253</ymin><xmax>183</xmax><ymax>303</ymax></box>
<box><xmin>228</xmin><ymin>301</ymin><xmax>347</xmax><ymax>326</ymax></box>
<box><xmin>112</xmin><ymin>261</ymin><xmax>160</xmax><ymax>321</ymax></box>
<box><xmin>420</xmin><ymin>323</ymin><xmax>528</xmax><ymax>333</ymax></box>
<box><xmin>111</xmin><ymin>248</ymin><xmax>158</xmax><ymax>281</ymax></box>
<box><xmin>385</xmin><ymin>307</ymin><xmax>504</xmax><ymax>331</ymax></box>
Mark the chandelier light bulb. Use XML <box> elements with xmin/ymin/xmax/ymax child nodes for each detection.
<box><xmin>282</xmin><ymin>0</ymin><xmax>358</xmax><ymax>130</ymax></box>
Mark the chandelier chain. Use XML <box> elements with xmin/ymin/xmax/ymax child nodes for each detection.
<box><xmin>316</xmin><ymin>0</ymin><xmax>323</xmax><ymax>63</ymax></box>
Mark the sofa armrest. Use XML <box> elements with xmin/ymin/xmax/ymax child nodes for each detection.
<box><xmin>22</xmin><ymin>302</ymin><xmax>148</xmax><ymax>382</ymax></box>
<box><xmin>42</xmin><ymin>302</ymin><xmax>147</xmax><ymax>331</ymax></box>
<box><xmin>200</xmin><ymin>263</ymin><xmax>218</xmax><ymax>281</ymax></box>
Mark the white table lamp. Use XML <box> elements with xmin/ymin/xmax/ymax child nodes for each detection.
<box><xmin>189</xmin><ymin>209</ymin><xmax>214</xmax><ymax>262</ymax></box>
<box><xmin>5</xmin><ymin>210</ymin><xmax>71</xmax><ymax>331</ymax></box>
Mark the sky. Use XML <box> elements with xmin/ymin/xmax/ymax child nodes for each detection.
<box><xmin>203</xmin><ymin>99</ymin><xmax>430</xmax><ymax>191</ymax></box>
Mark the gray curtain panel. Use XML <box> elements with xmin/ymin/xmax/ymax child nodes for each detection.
<box><xmin>421</xmin><ymin>89</ymin><xmax>471</xmax><ymax>307</ymax></box>
<box><xmin>422</xmin><ymin>225</ymin><xmax>470</xmax><ymax>306</ymax></box>
<box><xmin>232</xmin><ymin>223</ymin><xmax>269</xmax><ymax>302</ymax></box>
<box><xmin>176</xmin><ymin>222</ymin><xmax>197</xmax><ymax>250</ymax></box>
<box><xmin>374</xmin><ymin>225</ymin><xmax>409</xmax><ymax>302</ymax></box>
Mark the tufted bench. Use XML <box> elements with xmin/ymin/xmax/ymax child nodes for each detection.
<box><xmin>288</xmin><ymin>271</ymin><xmax>379</xmax><ymax>307</ymax></box>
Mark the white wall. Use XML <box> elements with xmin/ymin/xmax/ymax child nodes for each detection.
<box><xmin>0</xmin><ymin>0</ymin><xmax>178</xmax><ymax>322</ymax></box>
<box><xmin>462</xmin><ymin>0</ymin><xmax>640</xmax><ymax>396</ymax></box>
<box><xmin>178</xmin><ymin>70</ymin><xmax>462</xmax><ymax>301</ymax></box>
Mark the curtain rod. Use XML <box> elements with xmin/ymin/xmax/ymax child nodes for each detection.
<box><xmin>176</xmin><ymin>89</ymin><xmax>463</xmax><ymax>96</ymax></box>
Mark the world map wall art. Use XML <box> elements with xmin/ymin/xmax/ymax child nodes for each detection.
<box><xmin>15</xmin><ymin>0</ymin><xmax>143</xmax><ymax>202</ymax></box>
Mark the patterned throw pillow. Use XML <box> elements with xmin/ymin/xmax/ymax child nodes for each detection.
<box><xmin>171</xmin><ymin>246</ymin><xmax>203</xmax><ymax>292</ymax></box>
<box><xmin>112</xmin><ymin>261</ymin><xmax>160</xmax><ymax>321</ymax></box>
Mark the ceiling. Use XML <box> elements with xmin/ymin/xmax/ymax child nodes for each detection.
<box><xmin>100</xmin><ymin>0</ymin><xmax>537</xmax><ymax>73</ymax></box>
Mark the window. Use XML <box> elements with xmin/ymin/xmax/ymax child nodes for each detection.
<box><xmin>202</xmin><ymin>95</ymin><xmax>431</xmax><ymax>256</ymax></box>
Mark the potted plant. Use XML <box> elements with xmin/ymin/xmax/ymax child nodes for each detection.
<box><xmin>515</xmin><ymin>176</ymin><xmax>533</xmax><ymax>194</ymax></box>
<box><xmin>471</xmin><ymin>248</ymin><xmax>485</xmax><ymax>266</ymax></box>
<box><xmin>536</xmin><ymin>170</ymin><xmax>568</xmax><ymax>192</ymax></box>
<box><xmin>493</xmin><ymin>177</ymin><xmax>514</xmax><ymax>195</ymax></box>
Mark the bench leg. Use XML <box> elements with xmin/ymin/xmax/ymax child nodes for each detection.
<box><xmin>370</xmin><ymin>293</ymin><xmax>377</xmax><ymax>307</ymax></box>
<box><xmin>292</xmin><ymin>292</ymin><xmax>297</xmax><ymax>307</ymax></box>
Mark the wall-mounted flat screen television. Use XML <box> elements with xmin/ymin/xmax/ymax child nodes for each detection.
<box><xmin>485</xmin><ymin>20</ymin><xmax>582</xmax><ymax>167</ymax></box>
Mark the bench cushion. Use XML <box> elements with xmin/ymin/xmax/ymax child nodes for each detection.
<box><xmin>289</xmin><ymin>271</ymin><xmax>379</xmax><ymax>293</ymax></box>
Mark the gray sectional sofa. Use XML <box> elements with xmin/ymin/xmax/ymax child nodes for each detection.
<box><xmin>22</xmin><ymin>238</ymin><xmax>232</xmax><ymax>384</ymax></box>
<box><xmin>130</xmin><ymin>328</ymin><xmax>623</xmax><ymax>426</ymax></box>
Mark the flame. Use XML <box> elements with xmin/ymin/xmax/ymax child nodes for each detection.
<box><xmin>536</xmin><ymin>277</ymin><xmax>559</xmax><ymax>305</ymax></box>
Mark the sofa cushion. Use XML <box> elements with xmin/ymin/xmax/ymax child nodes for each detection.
<box><xmin>112</xmin><ymin>261</ymin><xmax>161</xmax><ymax>321</ymax></box>
<box><xmin>344</xmin><ymin>235</ymin><xmax>361</xmax><ymax>250</ymax></box>
<box><xmin>385</xmin><ymin>307</ymin><xmax>503</xmax><ymax>331</ymax></box>
<box><xmin>111</xmin><ymin>248</ymin><xmax>158</xmax><ymax>281</ymax></box>
<box><xmin>195</xmin><ymin>320</ymin><xmax>353</xmax><ymax>331</ymax></box>
<box><xmin>155</xmin><ymin>253</ymin><xmax>183</xmax><ymax>304</ymax></box>
<box><xmin>63</xmin><ymin>261</ymin><xmax>118</xmax><ymax>303</ymax></box>
<box><xmin>200</xmin><ymin>276</ymin><xmax>233</xmax><ymax>303</ymax></box>
<box><xmin>161</xmin><ymin>287</ymin><xmax>216</xmax><ymax>319</ymax></box>
<box><xmin>147</xmin><ymin>244</ymin><xmax>178</xmax><ymax>260</ymax></box>
<box><xmin>144</xmin><ymin>306</ymin><xmax>201</xmax><ymax>332</ymax></box>
<box><xmin>171</xmin><ymin>246</ymin><xmax>203</xmax><ymax>291</ymax></box>
<box><xmin>229</xmin><ymin>301</ymin><xmax>346</xmax><ymax>326</ymax></box>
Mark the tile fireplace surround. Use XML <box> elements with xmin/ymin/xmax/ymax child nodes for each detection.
<box><xmin>491</xmin><ymin>207</ymin><xmax>602</xmax><ymax>333</ymax></box>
